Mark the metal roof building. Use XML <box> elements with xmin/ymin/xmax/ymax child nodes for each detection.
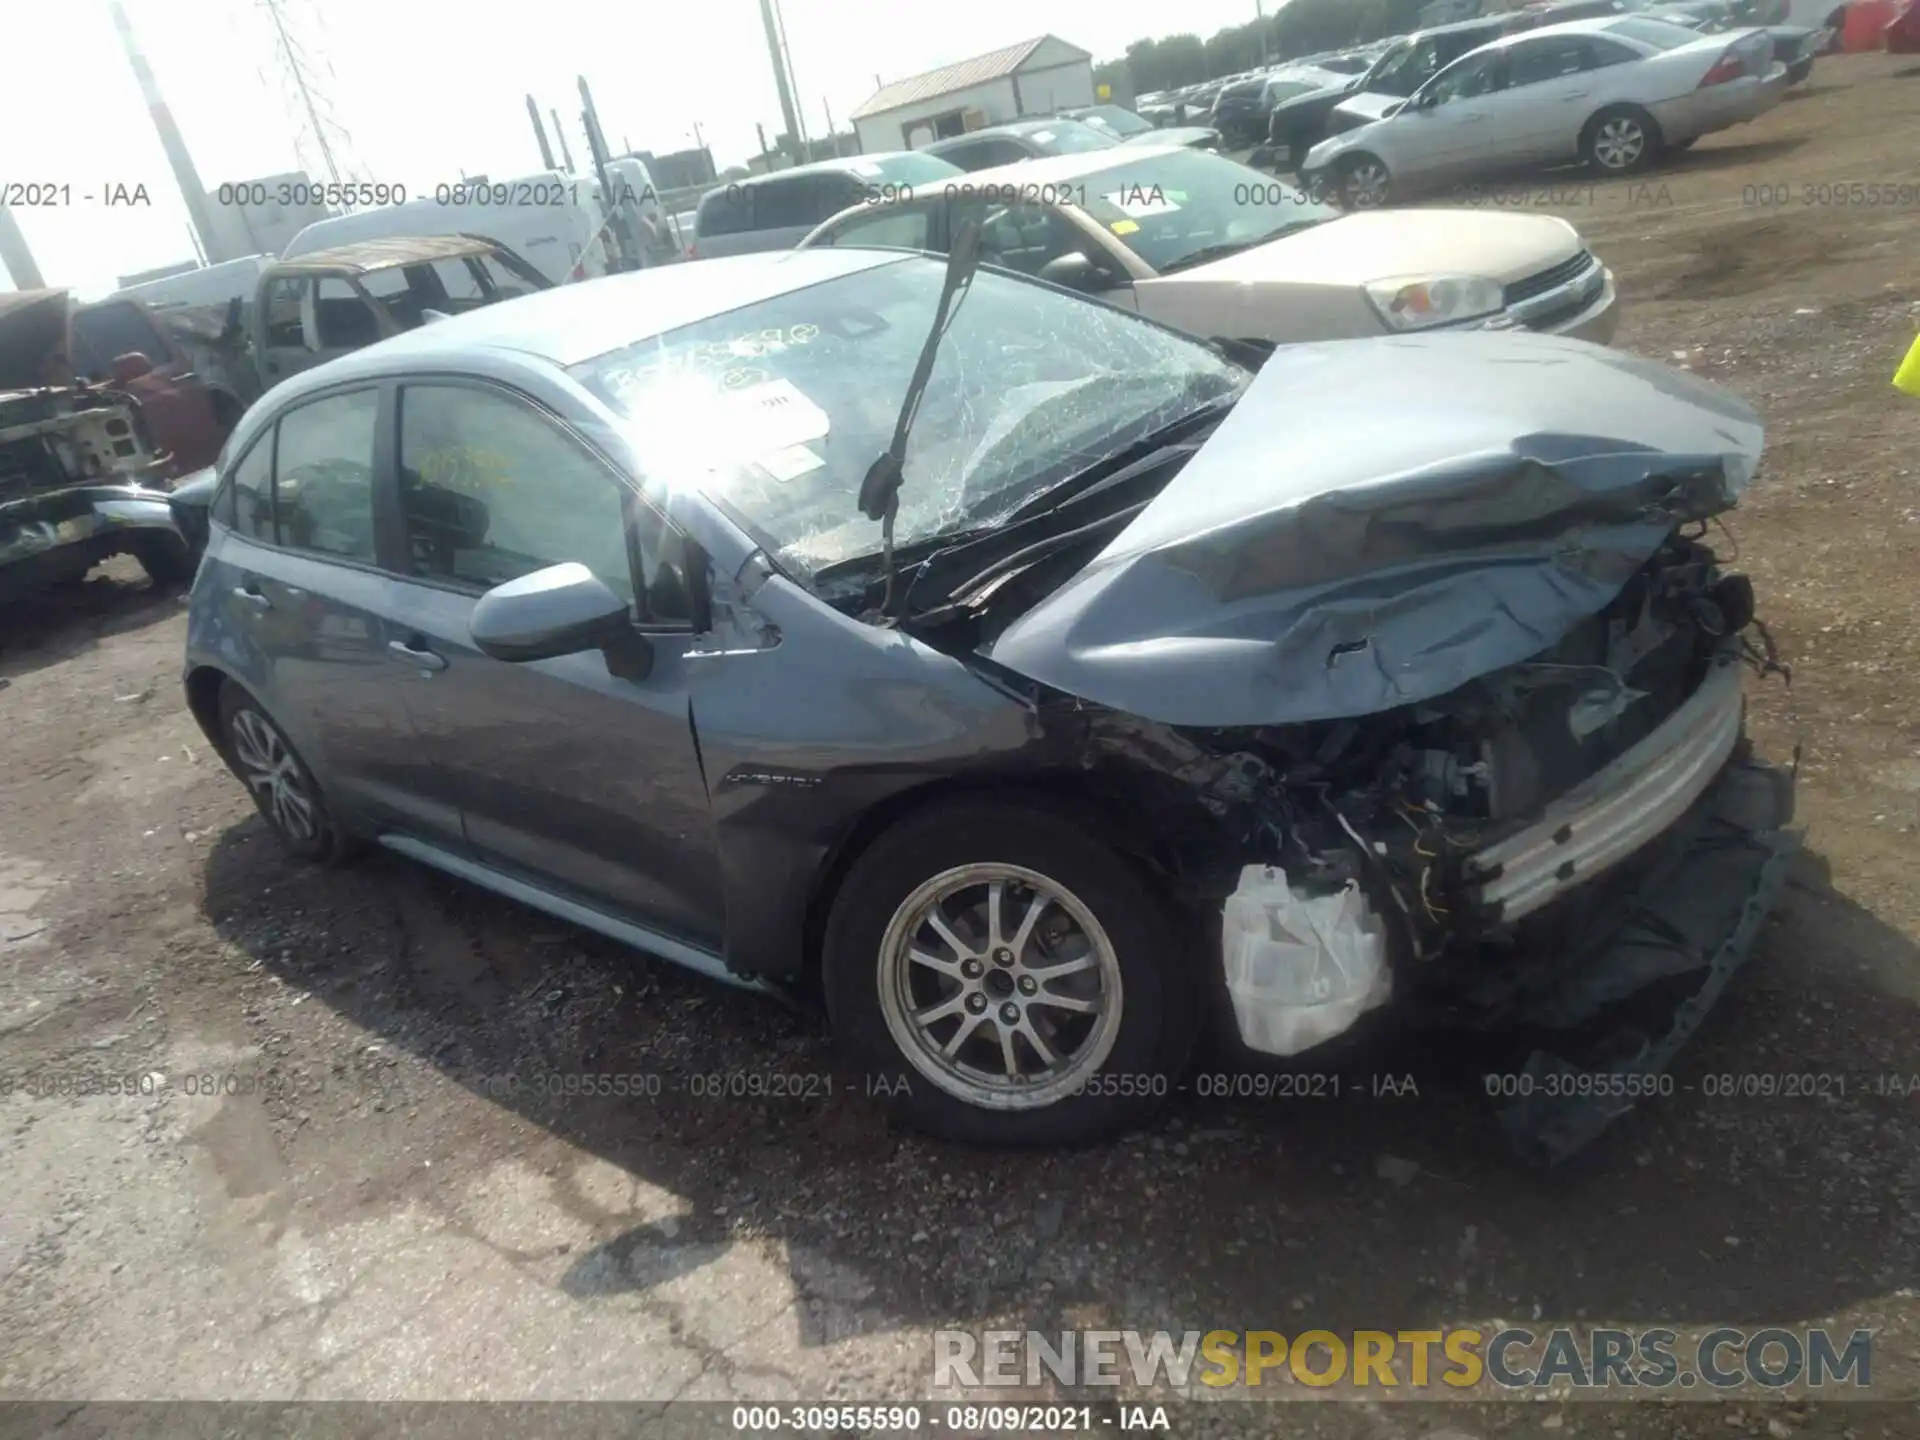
<box><xmin>850</xmin><ymin>36</ymin><xmax>1096</xmax><ymax>154</ymax></box>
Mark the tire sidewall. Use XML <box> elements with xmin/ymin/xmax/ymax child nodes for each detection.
<box><xmin>216</xmin><ymin>681</ymin><xmax>343</xmax><ymax>862</ymax></box>
<box><xmin>1340</xmin><ymin>154</ymin><xmax>1389</xmax><ymax>208</ymax></box>
<box><xmin>1585</xmin><ymin>108</ymin><xmax>1657</xmax><ymax>174</ymax></box>
<box><xmin>823</xmin><ymin>800</ymin><xmax>1197</xmax><ymax>1146</ymax></box>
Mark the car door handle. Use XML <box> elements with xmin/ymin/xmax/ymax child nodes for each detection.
<box><xmin>232</xmin><ymin>584</ymin><xmax>271</xmax><ymax>612</ymax></box>
<box><xmin>388</xmin><ymin>638</ymin><xmax>448</xmax><ymax>672</ymax></box>
<box><xmin>1563</xmin><ymin>89</ymin><xmax>1590</xmax><ymax>99</ymax></box>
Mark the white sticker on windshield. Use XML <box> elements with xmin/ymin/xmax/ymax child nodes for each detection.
<box><xmin>1104</xmin><ymin>183</ymin><xmax>1179</xmax><ymax>217</ymax></box>
<box><xmin>759</xmin><ymin>443</ymin><xmax>825</xmax><ymax>483</ymax></box>
<box><xmin>1030</xmin><ymin>130</ymin><xmax>1056</xmax><ymax>144</ymax></box>
<box><xmin>722</xmin><ymin>378</ymin><xmax>832</xmax><ymax>454</ymax></box>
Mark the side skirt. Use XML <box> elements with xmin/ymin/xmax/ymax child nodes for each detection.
<box><xmin>376</xmin><ymin>834</ymin><xmax>776</xmax><ymax>998</ymax></box>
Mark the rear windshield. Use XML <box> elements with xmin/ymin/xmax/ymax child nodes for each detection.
<box><xmin>1605</xmin><ymin>15</ymin><xmax>1702</xmax><ymax>45</ymax></box>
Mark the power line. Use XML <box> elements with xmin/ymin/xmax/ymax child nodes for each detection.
<box><xmin>255</xmin><ymin>0</ymin><xmax>364</xmax><ymax>190</ymax></box>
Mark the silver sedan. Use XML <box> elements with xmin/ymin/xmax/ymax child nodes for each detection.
<box><xmin>1304</xmin><ymin>15</ymin><xmax>1789</xmax><ymax>207</ymax></box>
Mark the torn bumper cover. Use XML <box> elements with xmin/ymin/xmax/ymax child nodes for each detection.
<box><xmin>1499</xmin><ymin>753</ymin><xmax>1799</xmax><ymax>1165</ymax></box>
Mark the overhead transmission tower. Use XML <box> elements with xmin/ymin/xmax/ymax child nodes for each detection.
<box><xmin>254</xmin><ymin>0</ymin><xmax>367</xmax><ymax>191</ymax></box>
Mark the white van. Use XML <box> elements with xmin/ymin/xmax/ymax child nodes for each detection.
<box><xmin>109</xmin><ymin>255</ymin><xmax>276</xmax><ymax>313</ymax></box>
<box><xmin>280</xmin><ymin>169</ymin><xmax>612</xmax><ymax>285</ymax></box>
<box><xmin>605</xmin><ymin>156</ymin><xmax>679</xmax><ymax>262</ymax></box>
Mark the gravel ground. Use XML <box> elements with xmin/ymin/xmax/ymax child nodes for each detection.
<box><xmin>2</xmin><ymin>53</ymin><xmax>1917</xmax><ymax>1440</ymax></box>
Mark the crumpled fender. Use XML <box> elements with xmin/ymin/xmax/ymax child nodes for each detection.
<box><xmin>982</xmin><ymin>331</ymin><xmax>1764</xmax><ymax>727</ymax></box>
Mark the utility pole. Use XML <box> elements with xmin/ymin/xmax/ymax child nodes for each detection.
<box><xmin>108</xmin><ymin>0</ymin><xmax>226</xmax><ymax>264</ymax></box>
<box><xmin>579</xmin><ymin>76</ymin><xmax>642</xmax><ymax>270</ymax></box>
<box><xmin>756</xmin><ymin>0</ymin><xmax>804</xmax><ymax>164</ymax></box>
<box><xmin>1256</xmin><ymin>0</ymin><xmax>1271</xmax><ymax>64</ymax></box>
<box><xmin>0</xmin><ymin>208</ymin><xmax>45</xmax><ymax>289</ymax></box>
<box><xmin>772</xmin><ymin>0</ymin><xmax>807</xmax><ymax>152</ymax></box>
<box><xmin>822</xmin><ymin>97</ymin><xmax>836</xmax><ymax>148</ymax></box>
<box><xmin>261</xmin><ymin>0</ymin><xmax>342</xmax><ymax>183</ymax></box>
<box><xmin>528</xmin><ymin>95</ymin><xmax>557</xmax><ymax>169</ymax></box>
<box><xmin>551</xmin><ymin>108</ymin><xmax>577</xmax><ymax>172</ymax></box>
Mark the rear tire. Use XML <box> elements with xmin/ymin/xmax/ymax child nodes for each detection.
<box><xmin>1582</xmin><ymin>106</ymin><xmax>1662</xmax><ymax>175</ymax></box>
<box><xmin>822</xmin><ymin>798</ymin><xmax>1200</xmax><ymax>1146</ymax></box>
<box><xmin>216</xmin><ymin>682</ymin><xmax>354</xmax><ymax>864</ymax></box>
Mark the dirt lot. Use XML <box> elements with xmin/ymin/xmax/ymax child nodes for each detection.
<box><xmin>2</xmin><ymin>53</ymin><xmax>1918</xmax><ymax>1439</ymax></box>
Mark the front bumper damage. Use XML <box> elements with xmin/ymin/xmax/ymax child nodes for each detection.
<box><xmin>1497</xmin><ymin>753</ymin><xmax>1798</xmax><ymax>1165</ymax></box>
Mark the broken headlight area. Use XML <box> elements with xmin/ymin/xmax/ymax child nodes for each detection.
<box><xmin>1073</xmin><ymin>532</ymin><xmax>1799</xmax><ymax>1161</ymax></box>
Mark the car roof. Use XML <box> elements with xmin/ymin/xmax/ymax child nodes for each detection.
<box><xmin>953</xmin><ymin>142</ymin><xmax>1192</xmax><ymax>188</ymax></box>
<box><xmin>254</xmin><ymin>248</ymin><xmax>912</xmax><ymax>400</ymax></box>
<box><xmin>715</xmin><ymin>152</ymin><xmax>928</xmax><ymax>195</ymax></box>
<box><xmin>1492</xmin><ymin>15</ymin><xmax>1661</xmax><ymax>39</ymax></box>
<box><xmin>1410</xmin><ymin>13</ymin><xmax>1518</xmax><ymax>35</ymax></box>
<box><xmin>271</xmin><ymin>234</ymin><xmax>504</xmax><ymax>275</ymax></box>
<box><xmin>944</xmin><ymin>117</ymin><xmax>1109</xmax><ymax>142</ymax></box>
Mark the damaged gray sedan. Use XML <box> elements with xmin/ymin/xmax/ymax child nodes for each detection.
<box><xmin>179</xmin><ymin>239</ymin><xmax>1796</xmax><ymax>1159</ymax></box>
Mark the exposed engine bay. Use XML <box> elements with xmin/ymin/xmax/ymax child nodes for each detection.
<box><xmin>1184</xmin><ymin>532</ymin><xmax>1781</xmax><ymax>955</ymax></box>
<box><xmin>1038</xmin><ymin>532</ymin><xmax>1799</xmax><ymax>1162</ymax></box>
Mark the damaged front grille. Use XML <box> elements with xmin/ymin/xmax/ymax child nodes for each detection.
<box><xmin>1503</xmin><ymin>250</ymin><xmax>1596</xmax><ymax>307</ymax></box>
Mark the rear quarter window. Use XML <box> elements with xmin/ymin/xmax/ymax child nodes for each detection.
<box><xmin>695</xmin><ymin>186</ymin><xmax>753</xmax><ymax>237</ymax></box>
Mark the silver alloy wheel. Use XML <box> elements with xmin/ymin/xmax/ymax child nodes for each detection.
<box><xmin>1343</xmin><ymin>159</ymin><xmax>1390</xmax><ymax>209</ymax></box>
<box><xmin>230</xmin><ymin>708</ymin><xmax>318</xmax><ymax>843</ymax></box>
<box><xmin>1593</xmin><ymin>117</ymin><xmax>1646</xmax><ymax>171</ymax></box>
<box><xmin>876</xmin><ymin>863</ymin><xmax>1124</xmax><ymax>1111</ymax></box>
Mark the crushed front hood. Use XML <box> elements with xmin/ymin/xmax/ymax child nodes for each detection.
<box><xmin>980</xmin><ymin>330</ymin><xmax>1764</xmax><ymax>728</ymax></box>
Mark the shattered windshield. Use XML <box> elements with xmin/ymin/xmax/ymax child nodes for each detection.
<box><xmin>570</xmin><ymin>258</ymin><xmax>1245</xmax><ymax>582</ymax></box>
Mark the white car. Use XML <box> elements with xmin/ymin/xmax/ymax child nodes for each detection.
<box><xmin>798</xmin><ymin>144</ymin><xmax>1617</xmax><ymax>346</ymax></box>
<box><xmin>1304</xmin><ymin>16</ymin><xmax>1789</xmax><ymax>207</ymax></box>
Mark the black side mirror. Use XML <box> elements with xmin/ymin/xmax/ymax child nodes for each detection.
<box><xmin>470</xmin><ymin>562</ymin><xmax>645</xmax><ymax>675</ymax></box>
<box><xmin>1038</xmin><ymin>251</ymin><xmax>1115</xmax><ymax>292</ymax></box>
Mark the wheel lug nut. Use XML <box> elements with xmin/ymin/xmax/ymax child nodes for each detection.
<box><xmin>962</xmin><ymin>959</ymin><xmax>984</xmax><ymax>979</ymax></box>
<box><xmin>1017</xmin><ymin>975</ymin><xmax>1037</xmax><ymax>995</ymax></box>
<box><xmin>993</xmin><ymin>948</ymin><xmax>1014</xmax><ymax>966</ymax></box>
<box><xmin>1000</xmin><ymin>1002</ymin><xmax>1021</xmax><ymax>1025</ymax></box>
<box><xmin>967</xmin><ymin>994</ymin><xmax>988</xmax><ymax>1014</ymax></box>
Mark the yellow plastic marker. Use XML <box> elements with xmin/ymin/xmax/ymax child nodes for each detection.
<box><xmin>1111</xmin><ymin>219</ymin><xmax>1141</xmax><ymax>235</ymax></box>
<box><xmin>1896</xmin><ymin>331</ymin><xmax>1920</xmax><ymax>396</ymax></box>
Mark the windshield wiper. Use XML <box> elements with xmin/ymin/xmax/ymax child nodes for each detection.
<box><xmin>856</xmin><ymin>209</ymin><xmax>987</xmax><ymax>622</ymax></box>
<box><xmin>1158</xmin><ymin>219</ymin><xmax>1327</xmax><ymax>274</ymax></box>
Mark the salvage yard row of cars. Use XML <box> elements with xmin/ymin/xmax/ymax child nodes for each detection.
<box><xmin>4</xmin><ymin>13</ymin><xmax>1831</xmax><ymax>1164</ymax></box>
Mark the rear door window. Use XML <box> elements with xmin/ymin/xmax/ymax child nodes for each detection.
<box><xmin>751</xmin><ymin>177</ymin><xmax>819</xmax><ymax>230</ymax></box>
<box><xmin>696</xmin><ymin>186</ymin><xmax>753</xmax><ymax>238</ymax></box>
<box><xmin>1507</xmin><ymin>35</ymin><xmax>1596</xmax><ymax>85</ymax></box>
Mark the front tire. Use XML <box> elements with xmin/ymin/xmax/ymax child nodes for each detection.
<box><xmin>1338</xmin><ymin>153</ymin><xmax>1392</xmax><ymax>208</ymax></box>
<box><xmin>822</xmin><ymin>799</ymin><xmax>1199</xmax><ymax>1146</ymax></box>
<box><xmin>1583</xmin><ymin>106</ymin><xmax>1662</xmax><ymax>175</ymax></box>
<box><xmin>217</xmin><ymin>682</ymin><xmax>353</xmax><ymax>863</ymax></box>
